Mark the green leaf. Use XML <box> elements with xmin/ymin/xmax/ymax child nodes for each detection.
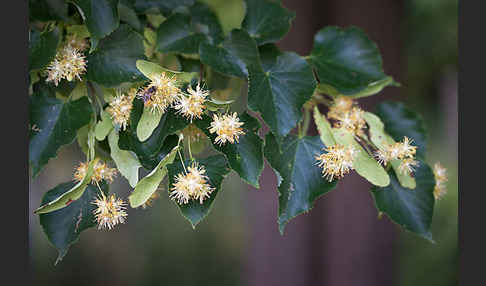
<box><xmin>248</xmin><ymin>44</ymin><xmax>316</xmax><ymax>138</ymax></box>
<box><xmin>375</xmin><ymin>101</ymin><xmax>427</xmax><ymax>159</ymax></box>
<box><xmin>118</xmin><ymin>99</ymin><xmax>189</xmax><ymax>169</ymax></box>
<box><xmin>156</xmin><ymin>2</ymin><xmax>223</xmax><ymax>54</ymax></box>
<box><xmin>331</xmin><ymin>128</ymin><xmax>389</xmax><ymax>187</ymax></box>
<box><xmin>264</xmin><ymin>133</ymin><xmax>338</xmax><ymax>234</ymax></box>
<box><xmin>86</xmin><ymin>24</ymin><xmax>146</xmax><ymax>87</ymax></box>
<box><xmin>133</xmin><ymin>0</ymin><xmax>195</xmax><ymax>15</ymax></box>
<box><xmin>29</xmin><ymin>26</ymin><xmax>61</xmax><ymax>71</ymax></box>
<box><xmin>29</xmin><ymin>0</ymin><xmax>68</xmax><ymax>21</ymax></box>
<box><xmin>108</xmin><ymin>130</ymin><xmax>141</xmax><ymax>187</ymax></box>
<box><xmin>371</xmin><ymin>160</ymin><xmax>435</xmax><ymax>241</ymax></box>
<box><xmin>136</xmin><ymin>107</ymin><xmax>163</xmax><ymax>141</ymax></box>
<box><xmin>118</xmin><ymin>2</ymin><xmax>143</xmax><ymax>32</ymax></box>
<box><xmin>135</xmin><ymin>59</ymin><xmax>197</xmax><ymax>83</ymax></box>
<box><xmin>193</xmin><ymin>112</ymin><xmax>264</xmax><ymax>188</ymax></box>
<box><xmin>77</xmin><ymin>124</ymin><xmax>90</xmax><ymax>155</ymax></box>
<box><xmin>205</xmin><ymin>98</ymin><xmax>235</xmax><ymax>111</ymax></box>
<box><xmin>167</xmin><ymin>155</ymin><xmax>231</xmax><ymax>228</ymax></box>
<box><xmin>128</xmin><ymin>135</ymin><xmax>181</xmax><ymax>208</ymax></box>
<box><xmin>363</xmin><ymin>112</ymin><xmax>416</xmax><ymax>189</ymax></box>
<box><xmin>199</xmin><ymin>29</ymin><xmax>257</xmax><ymax>78</ymax></box>
<box><xmin>29</xmin><ymin>92</ymin><xmax>93</xmax><ymax>177</ymax></box>
<box><xmin>39</xmin><ymin>180</ymin><xmax>108</xmax><ymax>265</ymax></box>
<box><xmin>242</xmin><ymin>0</ymin><xmax>295</xmax><ymax>45</ymax></box>
<box><xmin>73</xmin><ymin>0</ymin><xmax>120</xmax><ymax>50</ymax></box>
<box><xmin>94</xmin><ymin>110</ymin><xmax>114</xmax><ymax>141</ymax></box>
<box><xmin>35</xmin><ymin>159</ymin><xmax>99</xmax><ymax>214</ymax></box>
<box><xmin>309</xmin><ymin>26</ymin><xmax>396</xmax><ymax>96</ymax></box>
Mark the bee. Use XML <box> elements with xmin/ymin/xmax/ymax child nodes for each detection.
<box><xmin>138</xmin><ymin>86</ymin><xmax>157</xmax><ymax>103</ymax></box>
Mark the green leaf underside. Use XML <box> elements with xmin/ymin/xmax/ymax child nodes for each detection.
<box><xmin>39</xmin><ymin>181</ymin><xmax>109</xmax><ymax>265</ymax></box>
<box><xmin>29</xmin><ymin>93</ymin><xmax>92</xmax><ymax>177</ymax></box>
<box><xmin>94</xmin><ymin>110</ymin><xmax>114</xmax><ymax>141</ymax></box>
<box><xmin>250</xmin><ymin>44</ymin><xmax>316</xmax><ymax>138</ymax></box>
<box><xmin>35</xmin><ymin>159</ymin><xmax>99</xmax><ymax>214</ymax></box>
<box><xmin>108</xmin><ymin>130</ymin><xmax>141</xmax><ymax>187</ymax></box>
<box><xmin>29</xmin><ymin>26</ymin><xmax>61</xmax><ymax>71</ymax></box>
<box><xmin>193</xmin><ymin>112</ymin><xmax>264</xmax><ymax>188</ymax></box>
<box><xmin>86</xmin><ymin>24</ymin><xmax>146</xmax><ymax>86</ymax></box>
<box><xmin>371</xmin><ymin>160</ymin><xmax>435</xmax><ymax>241</ymax></box>
<box><xmin>167</xmin><ymin>155</ymin><xmax>230</xmax><ymax>227</ymax></box>
<box><xmin>129</xmin><ymin>138</ymin><xmax>180</xmax><ymax>208</ymax></box>
<box><xmin>156</xmin><ymin>2</ymin><xmax>223</xmax><ymax>54</ymax></box>
<box><xmin>118</xmin><ymin>98</ymin><xmax>189</xmax><ymax>170</ymax></box>
<box><xmin>375</xmin><ymin>101</ymin><xmax>427</xmax><ymax>159</ymax></box>
<box><xmin>309</xmin><ymin>26</ymin><xmax>394</xmax><ymax>95</ymax></box>
<box><xmin>137</xmin><ymin>106</ymin><xmax>163</xmax><ymax>141</ymax></box>
<box><xmin>133</xmin><ymin>0</ymin><xmax>195</xmax><ymax>15</ymax></box>
<box><xmin>73</xmin><ymin>0</ymin><xmax>119</xmax><ymax>50</ymax></box>
<box><xmin>242</xmin><ymin>0</ymin><xmax>295</xmax><ymax>45</ymax></box>
<box><xmin>264</xmin><ymin>133</ymin><xmax>338</xmax><ymax>234</ymax></box>
<box><xmin>135</xmin><ymin>60</ymin><xmax>197</xmax><ymax>83</ymax></box>
<box><xmin>363</xmin><ymin>112</ymin><xmax>416</xmax><ymax>189</ymax></box>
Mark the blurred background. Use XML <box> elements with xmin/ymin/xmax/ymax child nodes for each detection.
<box><xmin>29</xmin><ymin>0</ymin><xmax>458</xmax><ymax>285</ymax></box>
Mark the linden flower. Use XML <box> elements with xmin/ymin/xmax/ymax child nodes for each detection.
<box><xmin>398</xmin><ymin>158</ymin><xmax>420</xmax><ymax>175</ymax></box>
<box><xmin>65</xmin><ymin>35</ymin><xmax>89</xmax><ymax>52</ymax></box>
<box><xmin>140</xmin><ymin>73</ymin><xmax>180</xmax><ymax>114</ymax></box>
<box><xmin>74</xmin><ymin>161</ymin><xmax>117</xmax><ymax>183</ymax></box>
<box><xmin>209</xmin><ymin>112</ymin><xmax>245</xmax><ymax>145</ymax></box>
<box><xmin>173</xmin><ymin>84</ymin><xmax>208</xmax><ymax>121</ymax></box>
<box><xmin>182</xmin><ymin>124</ymin><xmax>206</xmax><ymax>142</ymax></box>
<box><xmin>374</xmin><ymin>136</ymin><xmax>418</xmax><ymax>166</ymax></box>
<box><xmin>315</xmin><ymin>144</ymin><xmax>357</xmax><ymax>181</ymax></box>
<box><xmin>170</xmin><ymin>163</ymin><xmax>214</xmax><ymax>205</ymax></box>
<box><xmin>327</xmin><ymin>96</ymin><xmax>354</xmax><ymax>119</ymax></box>
<box><xmin>333</xmin><ymin>107</ymin><xmax>366</xmax><ymax>136</ymax></box>
<box><xmin>92</xmin><ymin>193</ymin><xmax>127</xmax><ymax>230</ymax></box>
<box><xmin>107</xmin><ymin>90</ymin><xmax>136</xmax><ymax>130</ymax></box>
<box><xmin>433</xmin><ymin>162</ymin><xmax>448</xmax><ymax>200</ymax></box>
<box><xmin>46</xmin><ymin>45</ymin><xmax>87</xmax><ymax>86</ymax></box>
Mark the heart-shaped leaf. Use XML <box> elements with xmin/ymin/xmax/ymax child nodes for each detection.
<box><xmin>167</xmin><ymin>155</ymin><xmax>231</xmax><ymax>228</ymax></box>
<box><xmin>29</xmin><ymin>92</ymin><xmax>93</xmax><ymax>177</ymax></box>
<box><xmin>242</xmin><ymin>0</ymin><xmax>295</xmax><ymax>45</ymax></box>
<box><xmin>86</xmin><ymin>24</ymin><xmax>146</xmax><ymax>86</ymax></box>
<box><xmin>248</xmin><ymin>44</ymin><xmax>316</xmax><ymax>139</ymax></box>
<box><xmin>264</xmin><ymin>133</ymin><xmax>338</xmax><ymax>234</ymax></box>
<box><xmin>39</xmin><ymin>180</ymin><xmax>108</xmax><ymax>265</ymax></box>
<box><xmin>193</xmin><ymin>112</ymin><xmax>264</xmax><ymax>188</ymax></box>
<box><xmin>371</xmin><ymin>160</ymin><xmax>435</xmax><ymax>241</ymax></box>
<box><xmin>156</xmin><ymin>2</ymin><xmax>223</xmax><ymax>54</ymax></box>
<box><xmin>73</xmin><ymin>0</ymin><xmax>120</xmax><ymax>50</ymax></box>
<box><xmin>375</xmin><ymin>101</ymin><xmax>427</xmax><ymax>159</ymax></box>
<box><xmin>309</xmin><ymin>26</ymin><xmax>396</xmax><ymax>96</ymax></box>
<box><xmin>29</xmin><ymin>26</ymin><xmax>61</xmax><ymax>71</ymax></box>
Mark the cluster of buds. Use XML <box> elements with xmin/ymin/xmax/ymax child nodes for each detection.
<box><xmin>46</xmin><ymin>45</ymin><xmax>87</xmax><ymax>86</ymax></box>
<box><xmin>209</xmin><ymin>112</ymin><xmax>245</xmax><ymax>145</ymax></box>
<box><xmin>64</xmin><ymin>34</ymin><xmax>89</xmax><ymax>52</ymax></box>
<box><xmin>433</xmin><ymin>162</ymin><xmax>448</xmax><ymax>200</ymax></box>
<box><xmin>374</xmin><ymin>136</ymin><xmax>419</xmax><ymax>175</ymax></box>
<box><xmin>107</xmin><ymin>89</ymin><xmax>137</xmax><ymax>130</ymax></box>
<box><xmin>315</xmin><ymin>144</ymin><xmax>357</xmax><ymax>181</ymax></box>
<box><xmin>173</xmin><ymin>84</ymin><xmax>208</xmax><ymax>121</ymax></box>
<box><xmin>73</xmin><ymin>161</ymin><xmax>117</xmax><ymax>184</ymax></box>
<box><xmin>327</xmin><ymin>97</ymin><xmax>366</xmax><ymax>136</ymax></box>
<box><xmin>138</xmin><ymin>73</ymin><xmax>181</xmax><ymax>114</ymax></box>
<box><xmin>170</xmin><ymin>163</ymin><xmax>214</xmax><ymax>205</ymax></box>
<box><xmin>92</xmin><ymin>193</ymin><xmax>127</xmax><ymax>230</ymax></box>
<box><xmin>182</xmin><ymin>124</ymin><xmax>206</xmax><ymax>142</ymax></box>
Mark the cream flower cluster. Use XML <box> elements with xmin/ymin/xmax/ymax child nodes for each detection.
<box><xmin>208</xmin><ymin>112</ymin><xmax>245</xmax><ymax>145</ymax></box>
<box><xmin>315</xmin><ymin>144</ymin><xmax>357</xmax><ymax>181</ymax></box>
<box><xmin>74</xmin><ymin>161</ymin><xmax>117</xmax><ymax>184</ymax></box>
<box><xmin>46</xmin><ymin>45</ymin><xmax>87</xmax><ymax>86</ymax></box>
<box><xmin>170</xmin><ymin>163</ymin><xmax>214</xmax><ymax>205</ymax></box>
<box><xmin>92</xmin><ymin>193</ymin><xmax>127</xmax><ymax>230</ymax></box>
<box><xmin>374</xmin><ymin>136</ymin><xmax>419</xmax><ymax>175</ymax></box>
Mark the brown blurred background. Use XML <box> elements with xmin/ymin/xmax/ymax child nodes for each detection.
<box><xmin>29</xmin><ymin>0</ymin><xmax>458</xmax><ymax>285</ymax></box>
